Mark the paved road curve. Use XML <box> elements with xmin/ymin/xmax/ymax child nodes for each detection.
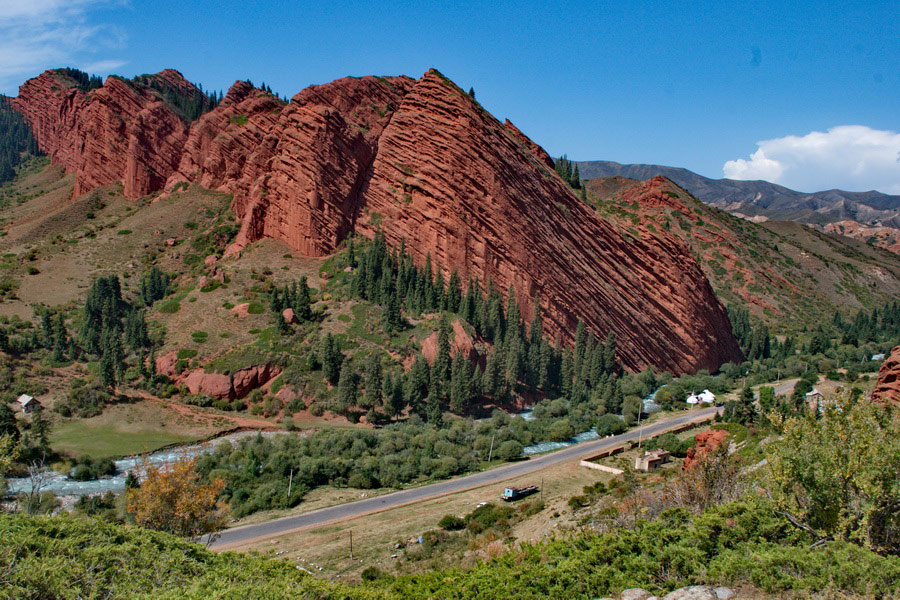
<box><xmin>211</xmin><ymin>406</ymin><xmax>720</xmax><ymax>550</ymax></box>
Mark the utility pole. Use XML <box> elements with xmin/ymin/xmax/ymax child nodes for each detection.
<box><xmin>487</xmin><ymin>433</ymin><xmax>495</xmax><ymax>463</ymax></box>
<box><xmin>287</xmin><ymin>469</ymin><xmax>293</xmax><ymax>498</ymax></box>
<box><xmin>637</xmin><ymin>407</ymin><xmax>644</xmax><ymax>448</ymax></box>
<box><xmin>349</xmin><ymin>530</ymin><xmax>353</xmax><ymax>559</ymax></box>
<box><xmin>540</xmin><ymin>477</ymin><xmax>544</xmax><ymax>505</ymax></box>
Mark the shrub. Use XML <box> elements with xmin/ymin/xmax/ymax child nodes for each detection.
<box><xmin>438</xmin><ymin>514</ymin><xmax>465</xmax><ymax>530</ymax></box>
<box><xmin>158</xmin><ymin>301</ymin><xmax>180</xmax><ymax>314</ymax></box>
<box><xmin>595</xmin><ymin>413</ymin><xmax>626</xmax><ymax>436</ymax></box>
<box><xmin>495</xmin><ymin>440</ymin><xmax>523</xmax><ymax>461</ymax></box>
<box><xmin>177</xmin><ymin>348</ymin><xmax>198</xmax><ymax>360</ymax></box>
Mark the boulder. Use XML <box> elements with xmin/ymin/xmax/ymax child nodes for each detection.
<box><xmin>282</xmin><ymin>308</ymin><xmax>297</xmax><ymax>324</ymax></box>
<box><xmin>182</xmin><ymin>370</ymin><xmax>232</xmax><ymax>399</ymax></box>
<box><xmin>621</xmin><ymin>589</ymin><xmax>654</xmax><ymax>600</ymax></box>
<box><xmin>683</xmin><ymin>429</ymin><xmax>729</xmax><ymax>469</ymax></box>
<box><xmin>661</xmin><ymin>586</ymin><xmax>718</xmax><ymax>600</ymax></box>
<box><xmin>155</xmin><ymin>350</ymin><xmax>179</xmax><ymax>378</ymax></box>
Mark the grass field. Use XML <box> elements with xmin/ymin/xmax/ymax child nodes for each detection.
<box><xmin>50</xmin><ymin>421</ymin><xmax>199</xmax><ymax>459</ymax></box>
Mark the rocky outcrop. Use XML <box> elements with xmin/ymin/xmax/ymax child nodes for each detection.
<box><xmin>12</xmin><ymin>69</ymin><xmax>191</xmax><ymax>198</ymax></box>
<box><xmin>682</xmin><ymin>429</ymin><xmax>729</xmax><ymax>469</ymax></box>
<box><xmin>152</xmin><ymin>350</ymin><xmax>281</xmax><ymax>400</ymax></box>
<box><xmin>180</xmin><ymin>364</ymin><xmax>282</xmax><ymax>400</ymax></box>
<box><xmin>12</xmin><ymin>67</ymin><xmax>742</xmax><ymax>374</ymax></box>
<box><xmin>421</xmin><ymin>319</ymin><xmax>483</xmax><ymax>366</ymax></box>
<box><xmin>824</xmin><ymin>220</ymin><xmax>900</xmax><ymax>255</ymax></box>
<box><xmin>872</xmin><ymin>345</ymin><xmax>900</xmax><ymax>405</ymax></box>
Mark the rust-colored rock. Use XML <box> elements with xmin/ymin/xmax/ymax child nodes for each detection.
<box><xmin>282</xmin><ymin>308</ymin><xmax>297</xmax><ymax>324</ymax></box>
<box><xmin>180</xmin><ymin>364</ymin><xmax>282</xmax><ymax>400</ymax></box>
<box><xmin>421</xmin><ymin>318</ymin><xmax>482</xmax><ymax>366</ymax></box>
<box><xmin>872</xmin><ymin>346</ymin><xmax>900</xmax><ymax>405</ymax></box>
<box><xmin>182</xmin><ymin>370</ymin><xmax>232</xmax><ymax>399</ymax></box>
<box><xmin>12</xmin><ymin>67</ymin><xmax>742</xmax><ymax>374</ymax></box>
<box><xmin>683</xmin><ymin>429</ymin><xmax>729</xmax><ymax>469</ymax></box>
<box><xmin>231</xmin><ymin>364</ymin><xmax>282</xmax><ymax>399</ymax></box>
<box><xmin>155</xmin><ymin>350</ymin><xmax>179</xmax><ymax>379</ymax></box>
<box><xmin>12</xmin><ymin>69</ymin><xmax>191</xmax><ymax>198</ymax></box>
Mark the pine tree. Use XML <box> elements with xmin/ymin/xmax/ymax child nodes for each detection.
<box><xmin>434</xmin><ymin>317</ymin><xmax>452</xmax><ymax>392</ymax></box>
<box><xmin>363</xmin><ymin>354</ymin><xmax>383</xmax><ymax>409</ymax></box>
<box><xmin>295</xmin><ymin>276</ymin><xmax>312</xmax><ymax>321</ymax></box>
<box><xmin>336</xmin><ymin>362</ymin><xmax>358</xmax><ymax>412</ymax></box>
<box><xmin>447</xmin><ymin>270</ymin><xmax>462</xmax><ymax>313</ymax></box>
<box><xmin>321</xmin><ymin>334</ymin><xmax>342</xmax><ymax>384</ymax></box>
<box><xmin>449</xmin><ymin>353</ymin><xmax>469</xmax><ymax>415</ymax></box>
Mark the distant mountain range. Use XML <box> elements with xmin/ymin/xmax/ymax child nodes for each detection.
<box><xmin>575</xmin><ymin>160</ymin><xmax>900</xmax><ymax>229</ymax></box>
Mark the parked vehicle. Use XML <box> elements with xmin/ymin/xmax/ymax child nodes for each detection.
<box><xmin>501</xmin><ymin>485</ymin><xmax>538</xmax><ymax>501</ymax></box>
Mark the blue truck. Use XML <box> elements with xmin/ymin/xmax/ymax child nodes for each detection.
<box><xmin>501</xmin><ymin>485</ymin><xmax>539</xmax><ymax>501</ymax></box>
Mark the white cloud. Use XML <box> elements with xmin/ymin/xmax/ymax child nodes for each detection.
<box><xmin>724</xmin><ymin>126</ymin><xmax>900</xmax><ymax>194</ymax></box>
<box><xmin>0</xmin><ymin>0</ymin><xmax>128</xmax><ymax>95</ymax></box>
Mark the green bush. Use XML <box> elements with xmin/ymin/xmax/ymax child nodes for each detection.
<box><xmin>176</xmin><ymin>348</ymin><xmax>198</xmax><ymax>360</ymax></box>
<box><xmin>158</xmin><ymin>301</ymin><xmax>180</xmax><ymax>314</ymax></box>
<box><xmin>438</xmin><ymin>515</ymin><xmax>465</xmax><ymax>530</ymax></box>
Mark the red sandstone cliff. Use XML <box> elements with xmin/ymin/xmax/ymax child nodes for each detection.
<box><xmin>12</xmin><ymin>68</ymin><xmax>743</xmax><ymax>374</ymax></box>
<box><xmin>12</xmin><ymin>69</ymin><xmax>192</xmax><ymax>198</ymax></box>
<box><xmin>872</xmin><ymin>346</ymin><xmax>900</xmax><ymax>405</ymax></box>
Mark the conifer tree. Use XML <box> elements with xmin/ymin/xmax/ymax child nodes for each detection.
<box><xmin>295</xmin><ymin>276</ymin><xmax>312</xmax><ymax>321</ymax></box>
<box><xmin>363</xmin><ymin>354</ymin><xmax>383</xmax><ymax>409</ymax></box>
<box><xmin>336</xmin><ymin>362</ymin><xmax>358</xmax><ymax>412</ymax></box>
<box><xmin>321</xmin><ymin>334</ymin><xmax>342</xmax><ymax>384</ymax></box>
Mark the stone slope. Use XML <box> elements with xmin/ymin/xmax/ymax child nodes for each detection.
<box><xmin>12</xmin><ymin>68</ymin><xmax>742</xmax><ymax>374</ymax></box>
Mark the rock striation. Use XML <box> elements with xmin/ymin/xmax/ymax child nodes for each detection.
<box><xmin>12</xmin><ymin>67</ymin><xmax>743</xmax><ymax>374</ymax></box>
<box><xmin>871</xmin><ymin>345</ymin><xmax>900</xmax><ymax>405</ymax></box>
<box><xmin>12</xmin><ymin>69</ymin><xmax>192</xmax><ymax>198</ymax></box>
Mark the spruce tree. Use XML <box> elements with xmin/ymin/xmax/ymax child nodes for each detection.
<box><xmin>434</xmin><ymin>317</ymin><xmax>452</xmax><ymax>391</ymax></box>
<box><xmin>363</xmin><ymin>354</ymin><xmax>383</xmax><ymax>409</ymax></box>
<box><xmin>296</xmin><ymin>276</ymin><xmax>312</xmax><ymax>321</ymax></box>
<box><xmin>336</xmin><ymin>362</ymin><xmax>358</xmax><ymax>412</ymax></box>
<box><xmin>321</xmin><ymin>334</ymin><xmax>342</xmax><ymax>384</ymax></box>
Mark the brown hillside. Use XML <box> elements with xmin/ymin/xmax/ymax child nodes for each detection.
<box><xmin>585</xmin><ymin>176</ymin><xmax>900</xmax><ymax>330</ymax></box>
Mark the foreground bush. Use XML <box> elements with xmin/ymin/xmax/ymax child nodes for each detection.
<box><xmin>2</xmin><ymin>497</ymin><xmax>898</xmax><ymax>599</ymax></box>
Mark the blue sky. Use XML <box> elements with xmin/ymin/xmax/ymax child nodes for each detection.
<box><xmin>1</xmin><ymin>0</ymin><xmax>898</xmax><ymax>192</ymax></box>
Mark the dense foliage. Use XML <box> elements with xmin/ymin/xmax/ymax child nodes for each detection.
<box><xmin>0</xmin><ymin>97</ymin><xmax>41</xmax><ymax>184</ymax></box>
<box><xmin>3</xmin><ymin>497</ymin><xmax>898</xmax><ymax>599</ymax></box>
<box><xmin>767</xmin><ymin>393</ymin><xmax>900</xmax><ymax>554</ymax></box>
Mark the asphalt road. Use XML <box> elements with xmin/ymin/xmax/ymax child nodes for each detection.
<box><xmin>211</xmin><ymin>406</ymin><xmax>720</xmax><ymax>550</ymax></box>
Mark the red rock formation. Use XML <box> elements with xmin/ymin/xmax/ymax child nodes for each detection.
<box><xmin>421</xmin><ymin>319</ymin><xmax>483</xmax><ymax>366</ymax></box>
<box><xmin>13</xmin><ymin>67</ymin><xmax>742</xmax><ymax>374</ymax></box>
<box><xmin>872</xmin><ymin>346</ymin><xmax>900</xmax><ymax>405</ymax></box>
<box><xmin>682</xmin><ymin>429</ymin><xmax>729</xmax><ymax>470</ymax></box>
<box><xmin>12</xmin><ymin>69</ymin><xmax>191</xmax><ymax>198</ymax></box>
<box><xmin>180</xmin><ymin>364</ymin><xmax>282</xmax><ymax>400</ymax></box>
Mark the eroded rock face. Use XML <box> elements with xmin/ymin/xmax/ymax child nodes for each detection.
<box><xmin>12</xmin><ymin>69</ymin><xmax>190</xmax><ymax>198</ymax></box>
<box><xmin>872</xmin><ymin>345</ymin><xmax>900</xmax><ymax>405</ymax></box>
<box><xmin>13</xmin><ymin>68</ymin><xmax>742</xmax><ymax>374</ymax></box>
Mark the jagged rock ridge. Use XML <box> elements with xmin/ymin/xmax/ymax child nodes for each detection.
<box><xmin>12</xmin><ymin>68</ymin><xmax>743</xmax><ymax>374</ymax></box>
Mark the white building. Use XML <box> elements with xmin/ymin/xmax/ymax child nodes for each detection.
<box><xmin>686</xmin><ymin>389</ymin><xmax>716</xmax><ymax>405</ymax></box>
